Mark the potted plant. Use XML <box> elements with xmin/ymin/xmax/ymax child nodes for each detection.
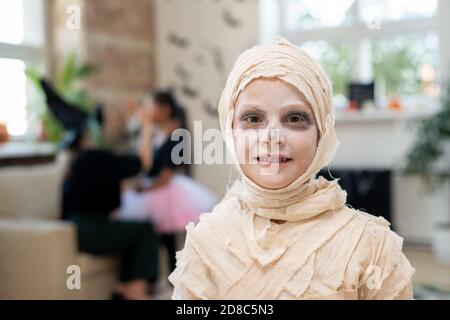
<box><xmin>403</xmin><ymin>82</ymin><xmax>450</xmax><ymax>264</ymax></box>
<box><xmin>26</xmin><ymin>52</ymin><xmax>98</xmax><ymax>143</ymax></box>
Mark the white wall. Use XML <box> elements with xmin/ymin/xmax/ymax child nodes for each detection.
<box><xmin>154</xmin><ymin>0</ymin><xmax>259</xmax><ymax>197</ymax></box>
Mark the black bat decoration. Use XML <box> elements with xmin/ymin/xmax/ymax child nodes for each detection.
<box><xmin>174</xmin><ymin>64</ymin><xmax>191</xmax><ymax>81</ymax></box>
<box><xmin>193</xmin><ymin>53</ymin><xmax>206</xmax><ymax>66</ymax></box>
<box><xmin>167</xmin><ymin>33</ymin><xmax>189</xmax><ymax>49</ymax></box>
<box><xmin>181</xmin><ymin>85</ymin><xmax>199</xmax><ymax>99</ymax></box>
<box><xmin>202</xmin><ymin>100</ymin><xmax>219</xmax><ymax>117</ymax></box>
<box><xmin>222</xmin><ymin>8</ymin><xmax>241</xmax><ymax>28</ymax></box>
<box><xmin>210</xmin><ymin>46</ymin><xmax>225</xmax><ymax>74</ymax></box>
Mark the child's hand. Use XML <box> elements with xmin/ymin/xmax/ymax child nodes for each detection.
<box><xmin>123</xmin><ymin>97</ymin><xmax>141</xmax><ymax>121</ymax></box>
<box><xmin>139</xmin><ymin>107</ymin><xmax>154</xmax><ymax>129</ymax></box>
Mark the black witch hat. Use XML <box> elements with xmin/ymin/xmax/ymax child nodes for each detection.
<box><xmin>39</xmin><ymin>79</ymin><xmax>103</xmax><ymax>148</ymax></box>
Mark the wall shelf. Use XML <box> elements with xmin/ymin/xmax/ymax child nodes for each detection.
<box><xmin>0</xmin><ymin>141</ymin><xmax>56</xmax><ymax>167</ymax></box>
<box><xmin>335</xmin><ymin>108</ymin><xmax>438</xmax><ymax>123</ymax></box>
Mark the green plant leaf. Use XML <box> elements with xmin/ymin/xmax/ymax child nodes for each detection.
<box><xmin>76</xmin><ymin>64</ymin><xmax>98</xmax><ymax>79</ymax></box>
<box><xmin>25</xmin><ymin>52</ymin><xmax>99</xmax><ymax>145</ymax></box>
<box><xmin>63</xmin><ymin>89</ymin><xmax>94</xmax><ymax>111</ymax></box>
<box><xmin>403</xmin><ymin>81</ymin><xmax>450</xmax><ymax>191</ymax></box>
<box><xmin>57</xmin><ymin>52</ymin><xmax>77</xmax><ymax>92</ymax></box>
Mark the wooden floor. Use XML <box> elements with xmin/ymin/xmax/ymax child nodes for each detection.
<box><xmin>404</xmin><ymin>246</ymin><xmax>450</xmax><ymax>299</ymax></box>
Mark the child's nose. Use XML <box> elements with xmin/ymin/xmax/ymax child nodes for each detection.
<box><xmin>260</xmin><ymin>126</ymin><xmax>286</xmax><ymax>147</ymax></box>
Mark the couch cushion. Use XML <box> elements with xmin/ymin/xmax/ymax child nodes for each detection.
<box><xmin>76</xmin><ymin>253</ymin><xmax>119</xmax><ymax>277</ymax></box>
<box><xmin>0</xmin><ymin>153</ymin><xmax>68</xmax><ymax>220</ymax></box>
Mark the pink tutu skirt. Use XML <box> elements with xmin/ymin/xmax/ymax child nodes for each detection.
<box><xmin>119</xmin><ymin>175</ymin><xmax>218</xmax><ymax>233</ymax></box>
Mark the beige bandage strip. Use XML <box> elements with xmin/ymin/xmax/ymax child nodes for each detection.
<box><xmin>169</xmin><ymin>37</ymin><xmax>415</xmax><ymax>300</ymax></box>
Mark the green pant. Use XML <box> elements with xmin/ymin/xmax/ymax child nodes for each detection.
<box><xmin>68</xmin><ymin>213</ymin><xmax>159</xmax><ymax>283</ymax></box>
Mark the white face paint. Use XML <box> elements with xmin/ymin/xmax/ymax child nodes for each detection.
<box><xmin>233</xmin><ymin>77</ymin><xmax>319</xmax><ymax>190</ymax></box>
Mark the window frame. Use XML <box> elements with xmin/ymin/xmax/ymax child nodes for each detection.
<box><xmin>260</xmin><ymin>0</ymin><xmax>450</xmax><ymax>93</ymax></box>
<box><xmin>0</xmin><ymin>0</ymin><xmax>50</xmax><ymax>138</ymax></box>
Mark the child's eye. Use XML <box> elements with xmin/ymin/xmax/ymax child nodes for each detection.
<box><xmin>242</xmin><ymin>114</ymin><xmax>263</xmax><ymax>124</ymax></box>
<box><xmin>286</xmin><ymin>113</ymin><xmax>307</xmax><ymax>124</ymax></box>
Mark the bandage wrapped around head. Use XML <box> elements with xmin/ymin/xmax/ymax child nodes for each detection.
<box><xmin>168</xmin><ymin>39</ymin><xmax>412</xmax><ymax>295</ymax></box>
<box><xmin>218</xmin><ymin>37</ymin><xmax>345</xmax><ymax>220</ymax></box>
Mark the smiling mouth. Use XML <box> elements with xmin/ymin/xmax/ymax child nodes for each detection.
<box><xmin>256</xmin><ymin>155</ymin><xmax>292</xmax><ymax>166</ymax></box>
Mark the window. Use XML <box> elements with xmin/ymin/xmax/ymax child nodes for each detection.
<box><xmin>300</xmin><ymin>41</ymin><xmax>353</xmax><ymax>97</ymax></box>
<box><xmin>261</xmin><ymin>0</ymin><xmax>449</xmax><ymax>110</ymax></box>
<box><xmin>372</xmin><ymin>33</ymin><xmax>439</xmax><ymax>98</ymax></box>
<box><xmin>0</xmin><ymin>58</ymin><xmax>27</xmax><ymax>135</ymax></box>
<box><xmin>0</xmin><ymin>0</ymin><xmax>47</xmax><ymax>137</ymax></box>
<box><xmin>285</xmin><ymin>0</ymin><xmax>355</xmax><ymax>30</ymax></box>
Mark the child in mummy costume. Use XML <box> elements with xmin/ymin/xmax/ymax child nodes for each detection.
<box><xmin>168</xmin><ymin>38</ymin><xmax>415</xmax><ymax>300</ymax></box>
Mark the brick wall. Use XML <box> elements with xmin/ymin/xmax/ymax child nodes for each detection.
<box><xmin>50</xmin><ymin>0</ymin><xmax>155</xmax><ymax>142</ymax></box>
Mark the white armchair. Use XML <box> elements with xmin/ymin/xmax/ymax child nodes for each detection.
<box><xmin>0</xmin><ymin>152</ymin><xmax>119</xmax><ymax>299</ymax></box>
